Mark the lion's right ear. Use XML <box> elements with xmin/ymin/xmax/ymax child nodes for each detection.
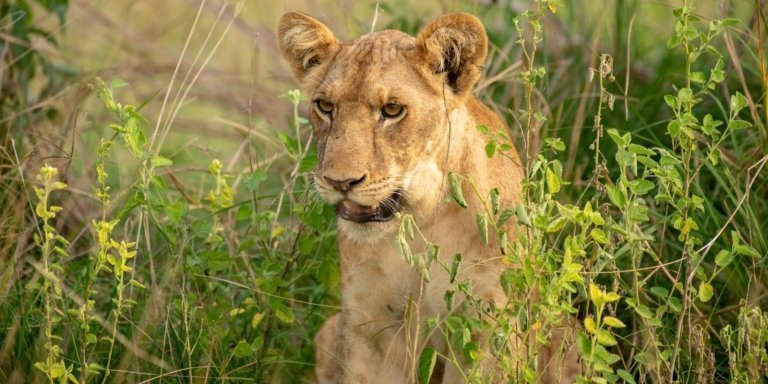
<box><xmin>278</xmin><ymin>12</ymin><xmax>339</xmax><ymax>85</ymax></box>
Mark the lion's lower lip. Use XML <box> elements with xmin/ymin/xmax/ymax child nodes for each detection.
<box><xmin>336</xmin><ymin>191</ymin><xmax>403</xmax><ymax>223</ymax></box>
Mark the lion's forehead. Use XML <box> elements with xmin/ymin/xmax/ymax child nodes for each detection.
<box><xmin>341</xmin><ymin>30</ymin><xmax>416</xmax><ymax>63</ymax></box>
<box><xmin>317</xmin><ymin>31</ymin><xmax>437</xmax><ymax>102</ymax></box>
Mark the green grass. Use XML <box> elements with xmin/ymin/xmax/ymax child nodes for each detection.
<box><xmin>1</xmin><ymin>0</ymin><xmax>767</xmax><ymax>383</ymax></box>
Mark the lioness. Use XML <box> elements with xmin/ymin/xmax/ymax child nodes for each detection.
<box><xmin>278</xmin><ymin>11</ymin><xmax>578</xmax><ymax>383</ymax></box>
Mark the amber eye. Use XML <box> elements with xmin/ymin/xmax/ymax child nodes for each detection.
<box><xmin>382</xmin><ymin>102</ymin><xmax>404</xmax><ymax>119</ymax></box>
<box><xmin>315</xmin><ymin>99</ymin><xmax>334</xmax><ymax>115</ymax></box>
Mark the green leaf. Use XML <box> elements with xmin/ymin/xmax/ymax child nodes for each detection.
<box><xmin>497</xmin><ymin>208</ymin><xmax>515</xmax><ymax>226</ymax></box>
<box><xmin>690</xmin><ymin>71</ymin><xmax>706</xmax><ymax>84</ymax></box>
<box><xmin>449</xmin><ymin>254</ymin><xmax>461</xmax><ymax>283</ymax></box>
<box><xmin>515</xmin><ymin>204</ymin><xmax>531</xmax><ymax>227</ymax></box>
<box><xmin>278</xmin><ymin>132</ymin><xmax>299</xmax><ymax>154</ymax></box>
<box><xmin>596</xmin><ymin>329</ymin><xmax>617</xmax><ymax>346</ymax></box>
<box><xmin>634</xmin><ymin>352</ymin><xmax>655</xmax><ymax>366</ymax></box>
<box><xmin>698</xmin><ymin>282</ymin><xmax>714</xmax><ymax>302</ymax></box>
<box><xmin>650</xmin><ymin>286</ymin><xmax>669</xmax><ymax>298</ymax></box>
<box><xmin>618</xmin><ymin>369</ymin><xmax>637</xmax><ymax>384</ymax></box>
<box><xmin>233</xmin><ymin>340</ymin><xmax>254</xmax><ymax>358</ymax></box>
<box><xmin>576</xmin><ymin>332</ymin><xmax>592</xmax><ymax>358</ymax></box>
<box><xmin>664</xmin><ymin>94</ymin><xmax>678</xmax><ymax>109</ymax></box>
<box><xmin>628</xmin><ymin>144</ymin><xmax>654</xmax><ymax>156</ymax></box>
<box><xmin>251</xmin><ymin>312</ymin><xmax>265</xmax><ymax>329</ymax></box>
<box><xmin>667</xmin><ymin>120</ymin><xmax>681</xmax><ymax>138</ymax></box>
<box><xmin>728</xmin><ymin>120</ymin><xmax>752</xmax><ymax>131</ymax></box>
<box><xmin>607</xmin><ymin>128</ymin><xmax>626</xmax><ymax>146</ymax></box>
<box><xmin>629</xmin><ymin>179</ymin><xmax>655</xmax><ymax>195</ymax></box>
<box><xmin>635</xmin><ymin>304</ymin><xmax>654</xmax><ymax>320</ymax></box>
<box><xmin>318</xmin><ymin>258</ymin><xmax>340</xmax><ymax>287</ymax></box>
<box><xmin>730</xmin><ymin>91</ymin><xmax>747</xmax><ymax>114</ymax></box>
<box><xmin>476</xmin><ymin>214</ymin><xmax>489</xmax><ymax>245</ymax></box>
<box><xmin>546</xmin><ymin>167</ymin><xmax>561</xmax><ymax>194</ymax></box>
<box><xmin>447</xmin><ymin>172</ymin><xmax>467</xmax><ymax>208</ymax></box>
<box><xmin>150</xmin><ymin>155</ymin><xmax>173</xmax><ymax>168</ymax></box>
<box><xmin>606</xmin><ymin>185</ymin><xmax>627</xmax><ymax>207</ymax></box>
<box><xmin>714</xmin><ymin>250</ymin><xmax>733</xmax><ymax>267</ymax></box>
<box><xmin>244</xmin><ymin>169</ymin><xmax>268</xmax><ymax>192</ymax></box>
<box><xmin>128</xmin><ymin>279</ymin><xmax>146</xmax><ymax>289</ymax></box>
<box><xmin>734</xmin><ymin>244</ymin><xmax>761</xmax><ymax>258</ymax></box>
<box><xmin>485</xmin><ymin>141</ymin><xmax>497</xmax><ymax>158</ymax></box>
<box><xmin>603</xmin><ymin>316</ymin><xmax>626</xmax><ymax>328</ymax></box>
<box><xmin>273</xmin><ymin>303</ymin><xmax>295</xmax><ymax>324</ymax></box>
<box><xmin>489</xmin><ymin>188</ymin><xmax>500</xmax><ymax>215</ymax></box>
<box><xmin>677</xmin><ymin>88</ymin><xmax>693</xmax><ymax>104</ymax></box>
<box><xmin>418</xmin><ymin>347</ymin><xmax>438</xmax><ymax>383</ymax></box>
<box><xmin>708</xmin><ymin>147</ymin><xmax>721</xmax><ymax>166</ymax></box>
<box><xmin>591</xmin><ymin>228</ymin><xmax>609</xmax><ymax>245</ymax></box>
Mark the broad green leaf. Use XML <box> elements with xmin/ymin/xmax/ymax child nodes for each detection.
<box><xmin>634</xmin><ymin>352</ymin><xmax>655</xmax><ymax>366</ymax></box>
<box><xmin>728</xmin><ymin>120</ymin><xmax>752</xmax><ymax>131</ymax></box>
<box><xmin>596</xmin><ymin>329</ymin><xmax>617</xmax><ymax>346</ymax></box>
<box><xmin>603</xmin><ymin>316</ymin><xmax>626</xmax><ymax>328</ymax></box>
<box><xmin>418</xmin><ymin>347</ymin><xmax>438</xmax><ymax>383</ymax></box>
<box><xmin>591</xmin><ymin>229</ymin><xmax>609</xmax><ymax>245</ymax></box>
<box><xmin>576</xmin><ymin>332</ymin><xmax>592</xmax><ymax>360</ymax></box>
<box><xmin>730</xmin><ymin>91</ymin><xmax>747</xmax><ymax>114</ymax></box>
<box><xmin>251</xmin><ymin>312</ymin><xmax>265</xmax><ymax>329</ymax></box>
<box><xmin>485</xmin><ymin>141</ymin><xmax>497</xmax><ymax>158</ymax></box>
<box><xmin>546</xmin><ymin>167</ymin><xmax>561</xmax><ymax>194</ymax></box>
<box><xmin>635</xmin><ymin>304</ymin><xmax>654</xmax><ymax>320</ymax></box>
<box><xmin>584</xmin><ymin>317</ymin><xmax>597</xmax><ymax>334</ymax></box>
<box><xmin>233</xmin><ymin>340</ymin><xmax>254</xmax><ymax>358</ymax></box>
<box><xmin>150</xmin><ymin>155</ymin><xmax>173</xmax><ymax>168</ymax></box>
<box><xmin>735</xmin><ymin>244</ymin><xmax>761</xmax><ymax>258</ymax></box>
<box><xmin>606</xmin><ymin>185</ymin><xmax>627</xmax><ymax>207</ymax></box>
<box><xmin>515</xmin><ymin>204</ymin><xmax>531</xmax><ymax>227</ymax></box>
<box><xmin>714</xmin><ymin>250</ymin><xmax>733</xmax><ymax>267</ymax></box>
<box><xmin>607</xmin><ymin>129</ymin><xmax>626</xmax><ymax>146</ymax></box>
<box><xmin>650</xmin><ymin>286</ymin><xmax>669</xmax><ymax>298</ymax></box>
<box><xmin>629</xmin><ymin>179</ymin><xmax>655</xmax><ymax>195</ymax></box>
<box><xmin>497</xmin><ymin>208</ymin><xmax>515</xmax><ymax>226</ymax></box>
<box><xmin>628</xmin><ymin>144</ymin><xmax>655</xmax><ymax>156</ymax></box>
<box><xmin>698</xmin><ymin>282</ymin><xmax>714</xmax><ymax>302</ymax></box>
<box><xmin>618</xmin><ymin>369</ymin><xmax>637</xmax><ymax>384</ymax></box>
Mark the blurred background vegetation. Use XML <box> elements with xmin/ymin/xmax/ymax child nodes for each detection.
<box><xmin>1</xmin><ymin>0</ymin><xmax>766</xmax><ymax>383</ymax></box>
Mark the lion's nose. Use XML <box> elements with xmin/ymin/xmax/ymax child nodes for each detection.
<box><xmin>324</xmin><ymin>174</ymin><xmax>367</xmax><ymax>192</ymax></box>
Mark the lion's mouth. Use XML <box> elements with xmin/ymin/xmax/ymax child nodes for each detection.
<box><xmin>335</xmin><ymin>190</ymin><xmax>403</xmax><ymax>223</ymax></box>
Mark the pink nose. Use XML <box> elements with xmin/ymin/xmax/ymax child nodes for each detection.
<box><xmin>324</xmin><ymin>174</ymin><xmax>366</xmax><ymax>192</ymax></box>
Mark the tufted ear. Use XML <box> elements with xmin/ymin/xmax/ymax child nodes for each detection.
<box><xmin>277</xmin><ymin>12</ymin><xmax>339</xmax><ymax>86</ymax></box>
<box><xmin>416</xmin><ymin>13</ymin><xmax>488</xmax><ymax>95</ymax></box>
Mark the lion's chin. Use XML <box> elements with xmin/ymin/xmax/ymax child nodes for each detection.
<box><xmin>337</xmin><ymin>218</ymin><xmax>399</xmax><ymax>243</ymax></box>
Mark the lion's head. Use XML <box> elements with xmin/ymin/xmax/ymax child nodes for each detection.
<box><xmin>278</xmin><ymin>12</ymin><xmax>488</xmax><ymax>241</ymax></box>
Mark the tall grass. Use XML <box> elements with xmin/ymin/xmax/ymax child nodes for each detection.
<box><xmin>1</xmin><ymin>0</ymin><xmax>766</xmax><ymax>383</ymax></box>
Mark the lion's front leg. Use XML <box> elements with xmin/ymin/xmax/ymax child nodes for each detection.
<box><xmin>314</xmin><ymin>314</ymin><xmax>341</xmax><ymax>384</ymax></box>
<box><xmin>336</xmin><ymin>312</ymin><xmax>413</xmax><ymax>384</ymax></box>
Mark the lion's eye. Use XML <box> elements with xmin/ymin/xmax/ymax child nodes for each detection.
<box><xmin>382</xmin><ymin>102</ymin><xmax>404</xmax><ymax>119</ymax></box>
<box><xmin>315</xmin><ymin>99</ymin><xmax>334</xmax><ymax>115</ymax></box>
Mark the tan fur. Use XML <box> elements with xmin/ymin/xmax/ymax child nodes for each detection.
<box><xmin>278</xmin><ymin>12</ymin><xmax>579</xmax><ymax>383</ymax></box>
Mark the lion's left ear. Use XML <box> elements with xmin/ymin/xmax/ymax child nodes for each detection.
<box><xmin>278</xmin><ymin>12</ymin><xmax>339</xmax><ymax>87</ymax></box>
<box><xmin>416</xmin><ymin>13</ymin><xmax>488</xmax><ymax>95</ymax></box>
